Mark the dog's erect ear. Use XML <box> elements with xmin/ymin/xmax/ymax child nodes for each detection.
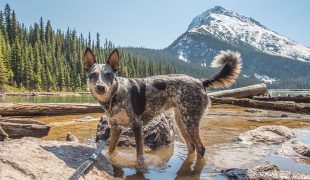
<box><xmin>84</xmin><ymin>47</ymin><xmax>96</xmax><ymax>72</ymax></box>
<box><xmin>107</xmin><ymin>49</ymin><xmax>120</xmax><ymax>72</ymax></box>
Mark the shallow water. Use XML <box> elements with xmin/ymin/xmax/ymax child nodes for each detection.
<box><xmin>30</xmin><ymin>104</ymin><xmax>310</xmax><ymax>179</ymax></box>
<box><xmin>2</xmin><ymin>94</ymin><xmax>310</xmax><ymax>179</ymax></box>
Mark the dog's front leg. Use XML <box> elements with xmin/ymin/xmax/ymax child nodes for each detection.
<box><xmin>109</xmin><ymin>123</ymin><xmax>122</xmax><ymax>153</ymax></box>
<box><xmin>131</xmin><ymin>120</ymin><xmax>145</xmax><ymax>171</ymax></box>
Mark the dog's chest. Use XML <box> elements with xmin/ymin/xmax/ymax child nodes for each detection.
<box><xmin>109</xmin><ymin>111</ymin><xmax>130</xmax><ymax>126</ymax></box>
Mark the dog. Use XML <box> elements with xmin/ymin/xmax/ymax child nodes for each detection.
<box><xmin>83</xmin><ymin>48</ymin><xmax>241</xmax><ymax>169</ymax></box>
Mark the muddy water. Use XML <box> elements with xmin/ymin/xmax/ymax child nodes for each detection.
<box><xmin>31</xmin><ymin>104</ymin><xmax>310</xmax><ymax>179</ymax></box>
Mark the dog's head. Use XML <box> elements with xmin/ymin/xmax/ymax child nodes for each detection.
<box><xmin>83</xmin><ymin>48</ymin><xmax>120</xmax><ymax>103</ymax></box>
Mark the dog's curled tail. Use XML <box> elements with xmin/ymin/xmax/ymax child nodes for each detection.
<box><xmin>202</xmin><ymin>50</ymin><xmax>242</xmax><ymax>89</ymax></box>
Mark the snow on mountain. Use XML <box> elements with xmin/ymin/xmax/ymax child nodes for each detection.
<box><xmin>178</xmin><ymin>50</ymin><xmax>188</xmax><ymax>62</ymax></box>
<box><xmin>254</xmin><ymin>73</ymin><xmax>277</xmax><ymax>84</ymax></box>
<box><xmin>187</xmin><ymin>6</ymin><xmax>310</xmax><ymax>62</ymax></box>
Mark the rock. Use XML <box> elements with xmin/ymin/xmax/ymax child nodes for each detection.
<box><xmin>0</xmin><ymin>137</ymin><xmax>115</xmax><ymax>180</ymax></box>
<box><xmin>278</xmin><ymin>140</ymin><xmax>310</xmax><ymax>158</ymax></box>
<box><xmin>238</xmin><ymin>125</ymin><xmax>294</xmax><ymax>145</ymax></box>
<box><xmin>245</xmin><ymin>109</ymin><xmax>263</xmax><ymax>113</ymax></box>
<box><xmin>222</xmin><ymin>163</ymin><xmax>310</xmax><ymax>179</ymax></box>
<box><xmin>66</xmin><ymin>132</ymin><xmax>79</xmax><ymax>142</ymax></box>
<box><xmin>74</xmin><ymin>116</ymin><xmax>96</xmax><ymax>122</ymax></box>
<box><xmin>96</xmin><ymin>111</ymin><xmax>176</xmax><ymax>149</ymax></box>
<box><xmin>31</xmin><ymin>92</ymin><xmax>38</xmax><ymax>96</ymax></box>
<box><xmin>281</xmin><ymin>114</ymin><xmax>289</xmax><ymax>117</ymax></box>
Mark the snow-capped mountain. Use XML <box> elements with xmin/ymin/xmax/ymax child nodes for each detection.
<box><xmin>169</xmin><ymin>6</ymin><xmax>310</xmax><ymax>63</ymax></box>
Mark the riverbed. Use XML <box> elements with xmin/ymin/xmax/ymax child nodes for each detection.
<box><xmin>1</xmin><ymin>94</ymin><xmax>310</xmax><ymax>179</ymax></box>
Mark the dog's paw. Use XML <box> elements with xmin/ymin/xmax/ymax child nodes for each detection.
<box><xmin>136</xmin><ymin>154</ymin><xmax>147</xmax><ymax>172</ymax></box>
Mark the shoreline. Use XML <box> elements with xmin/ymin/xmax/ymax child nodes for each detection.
<box><xmin>0</xmin><ymin>92</ymin><xmax>91</xmax><ymax>97</ymax></box>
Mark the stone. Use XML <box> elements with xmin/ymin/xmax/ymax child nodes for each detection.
<box><xmin>281</xmin><ymin>114</ymin><xmax>289</xmax><ymax>118</ymax></box>
<box><xmin>222</xmin><ymin>163</ymin><xmax>310</xmax><ymax>180</ymax></box>
<box><xmin>278</xmin><ymin>140</ymin><xmax>310</xmax><ymax>158</ymax></box>
<box><xmin>66</xmin><ymin>132</ymin><xmax>79</xmax><ymax>142</ymax></box>
<box><xmin>0</xmin><ymin>137</ymin><xmax>116</xmax><ymax>180</ymax></box>
<box><xmin>245</xmin><ymin>109</ymin><xmax>263</xmax><ymax>113</ymax></box>
<box><xmin>96</xmin><ymin>111</ymin><xmax>176</xmax><ymax>149</ymax></box>
<box><xmin>238</xmin><ymin>125</ymin><xmax>294</xmax><ymax>145</ymax></box>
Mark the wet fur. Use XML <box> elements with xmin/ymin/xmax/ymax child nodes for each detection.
<box><xmin>84</xmin><ymin>48</ymin><xmax>242</xmax><ymax>169</ymax></box>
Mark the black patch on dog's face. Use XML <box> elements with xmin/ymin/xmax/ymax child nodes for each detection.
<box><xmin>129</xmin><ymin>79</ymin><xmax>146</xmax><ymax>116</ymax></box>
<box><xmin>153</xmin><ymin>80</ymin><xmax>167</xmax><ymax>90</ymax></box>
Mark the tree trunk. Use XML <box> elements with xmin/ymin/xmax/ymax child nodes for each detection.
<box><xmin>209</xmin><ymin>83</ymin><xmax>267</xmax><ymax>98</ymax></box>
<box><xmin>0</xmin><ymin>103</ymin><xmax>103</xmax><ymax>116</ymax></box>
<box><xmin>210</xmin><ymin>97</ymin><xmax>310</xmax><ymax>115</ymax></box>
<box><xmin>0</xmin><ymin>118</ymin><xmax>50</xmax><ymax>139</ymax></box>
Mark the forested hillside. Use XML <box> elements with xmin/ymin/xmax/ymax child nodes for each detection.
<box><xmin>0</xmin><ymin>4</ymin><xmax>178</xmax><ymax>92</ymax></box>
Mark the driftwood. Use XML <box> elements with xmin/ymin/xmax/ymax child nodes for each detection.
<box><xmin>209</xmin><ymin>83</ymin><xmax>267</xmax><ymax>98</ymax></box>
<box><xmin>0</xmin><ymin>126</ymin><xmax>9</xmax><ymax>140</ymax></box>
<box><xmin>0</xmin><ymin>103</ymin><xmax>103</xmax><ymax>116</ymax></box>
<box><xmin>0</xmin><ymin>118</ymin><xmax>50</xmax><ymax>139</ymax></box>
<box><xmin>253</xmin><ymin>96</ymin><xmax>310</xmax><ymax>103</ymax></box>
<box><xmin>210</xmin><ymin>97</ymin><xmax>310</xmax><ymax>115</ymax></box>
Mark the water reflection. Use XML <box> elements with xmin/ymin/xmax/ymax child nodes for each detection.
<box><xmin>19</xmin><ymin>104</ymin><xmax>310</xmax><ymax>179</ymax></box>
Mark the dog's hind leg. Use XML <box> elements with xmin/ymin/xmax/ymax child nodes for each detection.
<box><xmin>109</xmin><ymin>124</ymin><xmax>122</xmax><ymax>153</ymax></box>
<box><xmin>174</xmin><ymin>108</ymin><xmax>195</xmax><ymax>154</ymax></box>
<box><xmin>178</xmin><ymin>107</ymin><xmax>206</xmax><ymax>159</ymax></box>
<box><xmin>186</xmin><ymin>124</ymin><xmax>205</xmax><ymax>159</ymax></box>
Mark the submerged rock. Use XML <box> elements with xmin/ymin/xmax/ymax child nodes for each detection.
<box><xmin>96</xmin><ymin>111</ymin><xmax>176</xmax><ymax>149</ymax></box>
<box><xmin>66</xmin><ymin>132</ymin><xmax>79</xmax><ymax>142</ymax></box>
<box><xmin>74</xmin><ymin>116</ymin><xmax>96</xmax><ymax>122</ymax></box>
<box><xmin>244</xmin><ymin>109</ymin><xmax>264</xmax><ymax>113</ymax></box>
<box><xmin>238</xmin><ymin>125</ymin><xmax>294</xmax><ymax>145</ymax></box>
<box><xmin>0</xmin><ymin>137</ymin><xmax>115</xmax><ymax>180</ymax></box>
<box><xmin>222</xmin><ymin>163</ymin><xmax>310</xmax><ymax>179</ymax></box>
<box><xmin>281</xmin><ymin>114</ymin><xmax>289</xmax><ymax>118</ymax></box>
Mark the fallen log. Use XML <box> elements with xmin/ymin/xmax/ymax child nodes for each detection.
<box><xmin>0</xmin><ymin>103</ymin><xmax>103</xmax><ymax>116</ymax></box>
<box><xmin>209</xmin><ymin>83</ymin><xmax>267</xmax><ymax>98</ymax></box>
<box><xmin>210</xmin><ymin>97</ymin><xmax>310</xmax><ymax>115</ymax></box>
<box><xmin>253</xmin><ymin>95</ymin><xmax>310</xmax><ymax>103</ymax></box>
<box><xmin>0</xmin><ymin>118</ymin><xmax>50</xmax><ymax>139</ymax></box>
<box><xmin>0</xmin><ymin>126</ymin><xmax>9</xmax><ymax>140</ymax></box>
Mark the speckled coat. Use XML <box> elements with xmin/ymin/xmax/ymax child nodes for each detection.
<box><xmin>83</xmin><ymin>48</ymin><xmax>242</xmax><ymax>169</ymax></box>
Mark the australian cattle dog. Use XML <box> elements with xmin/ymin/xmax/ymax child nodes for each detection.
<box><xmin>83</xmin><ymin>48</ymin><xmax>241</xmax><ymax>170</ymax></box>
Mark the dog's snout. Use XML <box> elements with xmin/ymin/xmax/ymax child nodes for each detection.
<box><xmin>96</xmin><ymin>85</ymin><xmax>106</xmax><ymax>93</ymax></box>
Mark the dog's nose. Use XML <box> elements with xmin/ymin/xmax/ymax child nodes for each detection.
<box><xmin>96</xmin><ymin>85</ymin><xmax>106</xmax><ymax>93</ymax></box>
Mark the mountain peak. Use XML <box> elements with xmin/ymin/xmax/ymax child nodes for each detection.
<box><xmin>188</xmin><ymin>6</ymin><xmax>232</xmax><ymax>30</ymax></box>
<box><xmin>207</xmin><ymin>6</ymin><xmax>230</xmax><ymax>14</ymax></box>
<box><xmin>188</xmin><ymin>6</ymin><xmax>264</xmax><ymax>30</ymax></box>
<box><xmin>185</xmin><ymin>6</ymin><xmax>310</xmax><ymax>61</ymax></box>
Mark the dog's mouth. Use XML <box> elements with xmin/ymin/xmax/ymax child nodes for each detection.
<box><xmin>95</xmin><ymin>90</ymin><xmax>106</xmax><ymax>95</ymax></box>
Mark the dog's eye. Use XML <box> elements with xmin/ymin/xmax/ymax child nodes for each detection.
<box><xmin>89</xmin><ymin>73</ymin><xmax>98</xmax><ymax>79</ymax></box>
<box><xmin>105</xmin><ymin>72</ymin><xmax>112</xmax><ymax>77</ymax></box>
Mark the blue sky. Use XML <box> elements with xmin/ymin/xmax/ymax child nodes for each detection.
<box><xmin>1</xmin><ymin>0</ymin><xmax>309</xmax><ymax>49</ymax></box>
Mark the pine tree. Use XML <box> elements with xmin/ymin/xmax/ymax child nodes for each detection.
<box><xmin>0</xmin><ymin>32</ymin><xmax>8</xmax><ymax>91</ymax></box>
<box><xmin>0</xmin><ymin>11</ymin><xmax>4</xmax><ymax>34</ymax></box>
<box><xmin>4</xmin><ymin>4</ymin><xmax>11</xmax><ymax>43</ymax></box>
<box><xmin>10</xmin><ymin>10</ymin><xmax>17</xmax><ymax>44</ymax></box>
